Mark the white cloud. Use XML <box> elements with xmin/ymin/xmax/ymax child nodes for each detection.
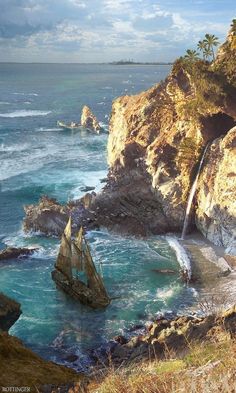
<box><xmin>68</xmin><ymin>0</ymin><xmax>86</xmax><ymax>8</ymax></box>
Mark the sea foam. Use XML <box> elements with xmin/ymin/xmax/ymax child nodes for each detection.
<box><xmin>0</xmin><ymin>110</ymin><xmax>51</xmax><ymax>118</ymax></box>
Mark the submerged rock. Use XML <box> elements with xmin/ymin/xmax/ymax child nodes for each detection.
<box><xmin>81</xmin><ymin>105</ymin><xmax>102</xmax><ymax>134</ymax></box>
<box><xmin>151</xmin><ymin>268</ymin><xmax>177</xmax><ymax>274</ymax></box>
<box><xmin>0</xmin><ymin>293</ymin><xmax>21</xmax><ymax>331</ymax></box>
<box><xmin>0</xmin><ymin>246</ymin><xmax>38</xmax><ymax>261</ymax></box>
<box><xmin>80</xmin><ymin>186</ymin><xmax>95</xmax><ymax>192</ymax></box>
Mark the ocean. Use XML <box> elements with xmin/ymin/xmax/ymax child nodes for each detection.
<box><xmin>0</xmin><ymin>63</ymin><xmax>198</xmax><ymax>370</ymax></box>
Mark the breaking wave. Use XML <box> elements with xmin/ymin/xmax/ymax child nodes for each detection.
<box><xmin>0</xmin><ymin>110</ymin><xmax>51</xmax><ymax>118</ymax></box>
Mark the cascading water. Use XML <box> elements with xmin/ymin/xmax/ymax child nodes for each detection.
<box><xmin>181</xmin><ymin>143</ymin><xmax>210</xmax><ymax>240</ymax></box>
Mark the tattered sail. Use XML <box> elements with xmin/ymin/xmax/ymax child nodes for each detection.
<box><xmin>55</xmin><ymin>216</ymin><xmax>72</xmax><ymax>281</ymax></box>
<box><xmin>83</xmin><ymin>238</ymin><xmax>109</xmax><ymax>298</ymax></box>
<box><xmin>72</xmin><ymin>227</ymin><xmax>83</xmax><ymax>271</ymax></box>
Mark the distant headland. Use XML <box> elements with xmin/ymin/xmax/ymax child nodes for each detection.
<box><xmin>110</xmin><ymin>60</ymin><xmax>173</xmax><ymax>65</ymax></box>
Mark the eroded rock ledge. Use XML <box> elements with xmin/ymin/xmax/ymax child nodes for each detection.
<box><xmin>100</xmin><ymin>305</ymin><xmax>236</xmax><ymax>366</ymax></box>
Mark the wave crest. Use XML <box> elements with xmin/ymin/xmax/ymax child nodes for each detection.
<box><xmin>0</xmin><ymin>110</ymin><xmax>51</xmax><ymax>118</ymax></box>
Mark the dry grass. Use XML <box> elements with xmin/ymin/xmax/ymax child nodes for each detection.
<box><xmin>89</xmin><ymin>340</ymin><xmax>236</xmax><ymax>393</ymax></box>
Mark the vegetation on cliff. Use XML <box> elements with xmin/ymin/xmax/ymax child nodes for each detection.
<box><xmin>172</xmin><ymin>20</ymin><xmax>236</xmax><ymax>120</ymax></box>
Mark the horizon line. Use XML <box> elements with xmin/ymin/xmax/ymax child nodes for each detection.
<box><xmin>0</xmin><ymin>61</ymin><xmax>173</xmax><ymax>65</ymax></box>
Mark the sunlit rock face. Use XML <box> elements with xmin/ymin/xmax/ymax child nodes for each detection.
<box><xmin>107</xmin><ymin>70</ymin><xmax>215</xmax><ymax>235</ymax></box>
<box><xmin>81</xmin><ymin>105</ymin><xmax>102</xmax><ymax>133</ymax></box>
<box><xmin>105</xmin><ymin>26</ymin><xmax>236</xmax><ymax>239</ymax></box>
<box><xmin>196</xmin><ymin>127</ymin><xmax>236</xmax><ymax>254</ymax></box>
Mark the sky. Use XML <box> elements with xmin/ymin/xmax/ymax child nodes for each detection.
<box><xmin>0</xmin><ymin>0</ymin><xmax>235</xmax><ymax>63</ymax></box>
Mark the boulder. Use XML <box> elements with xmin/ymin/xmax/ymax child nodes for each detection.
<box><xmin>81</xmin><ymin>105</ymin><xmax>102</xmax><ymax>134</ymax></box>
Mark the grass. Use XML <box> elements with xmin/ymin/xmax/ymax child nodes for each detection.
<box><xmin>90</xmin><ymin>339</ymin><xmax>236</xmax><ymax>393</ymax></box>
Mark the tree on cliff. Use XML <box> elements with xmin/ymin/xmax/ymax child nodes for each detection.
<box><xmin>203</xmin><ymin>34</ymin><xmax>219</xmax><ymax>60</ymax></box>
<box><xmin>184</xmin><ymin>49</ymin><xmax>199</xmax><ymax>62</ymax></box>
<box><xmin>197</xmin><ymin>40</ymin><xmax>207</xmax><ymax>60</ymax></box>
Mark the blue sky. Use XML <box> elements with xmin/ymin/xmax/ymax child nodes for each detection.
<box><xmin>0</xmin><ymin>0</ymin><xmax>235</xmax><ymax>62</ymax></box>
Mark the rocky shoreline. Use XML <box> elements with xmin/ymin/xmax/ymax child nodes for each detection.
<box><xmin>92</xmin><ymin>305</ymin><xmax>236</xmax><ymax>368</ymax></box>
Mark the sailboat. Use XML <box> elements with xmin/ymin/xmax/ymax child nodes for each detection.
<box><xmin>51</xmin><ymin>217</ymin><xmax>110</xmax><ymax>309</ymax></box>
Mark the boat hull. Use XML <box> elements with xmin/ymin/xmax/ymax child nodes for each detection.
<box><xmin>51</xmin><ymin>269</ymin><xmax>110</xmax><ymax>309</ymax></box>
<box><xmin>57</xmin><ymin>121</ymin><xmax>81</xmax><ymax>130</ymax></box>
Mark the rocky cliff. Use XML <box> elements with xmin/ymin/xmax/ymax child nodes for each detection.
<box><xmin>24</xmin><ymin>24</ymin><xmax>236</xmax><ymax>250</ymax></box>
<box><xmin>196</xmin><ymin>127</ymin><xmax>236</xmax><ymax>253</ymax></box>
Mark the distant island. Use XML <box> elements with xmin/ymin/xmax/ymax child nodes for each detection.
<box><xmin>110</xmin><ymin>59</ymin><xmax>173</xmax><ymax>65</ymax></box>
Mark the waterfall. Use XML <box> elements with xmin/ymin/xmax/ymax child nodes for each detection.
<box><xmin>166</xmin><ymin>236</ymin><xmax>192</xmax><ymax>282</ymax></box>
<box><xmin>181</xmin><ymin>143</ymin><xmax>210</xmax><ymax>240</ymax></box>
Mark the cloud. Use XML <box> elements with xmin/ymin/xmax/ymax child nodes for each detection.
<box><xmin>0</xmin><ymin>0</ymin><xmax>234</xmax><ymax>62</ymax></box>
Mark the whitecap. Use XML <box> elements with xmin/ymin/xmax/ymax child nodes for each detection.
<box><xmin>156</xmin><ymin>287</ymin><xmax>174</xmax><ymax>300</ymax></box>
<box><xmin>13</xmin><ymin>92</ymin><xmax>38</xmax><ymax>96</ymax></box>
<box><xmin>36</xmin><ymin>127</ymin><xmax>62</xmax><ymax>132</ymax></box>
<box><xmin>0</xmin><ymin>101</ymin><xmax>11</xmax><ymax>105</ymax></box>
<box><xmin>0</xmin><ymin>143</ymin><xmax>29</xmax><ymax>152</ymax></box>
<box><xmin>0</xmin><ymin>110</ymin><xmax>51</xmax><ymax>118</ymax></box>
<box><xmin>100</xmin><ymin>122</ymin><xmax>108</xmax><ymax>131</ymax></box>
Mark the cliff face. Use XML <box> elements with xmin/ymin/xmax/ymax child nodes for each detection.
<box><xmin>103</xmin><ymin>26</ymin><xmax>236</xmax><ymax>241</ymax></box>
<box><xmin>24</xmin><ymin>24</ymin><xmax>236</xmax><ymax>247</ymax></box>
<box><xmin>106</xmin><ymin>72</ymin><xmax>207</xmax><ymax>235</ymax></box>
<box><xmin>196</xmin><ymin>127</ymin><xmax>236</xmax><ymax>253</ymax></box>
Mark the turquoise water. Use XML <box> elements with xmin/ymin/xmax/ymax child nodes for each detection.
<box><xmin>0</xmin><ymin>64</ymin><xmax>196</xmax><ymax>369</ymax></box>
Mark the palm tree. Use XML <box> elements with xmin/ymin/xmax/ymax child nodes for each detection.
<box><xmin>203</xmin><ymin>47</ymin><xmax>212</xmax><ymax>61</ymax></box>
<box><xmin>230</xmin><ymin>19</ymin><xmax>236</xmax><ymax>33</ymax></box>
<box><xmin>184</xmin><ymin>49</ymin><xmax>200</xmax><ymax>62</ymax></box>
<box><xmin>203</xmin><ymin>34</ymin><xmax>219</xmax><ymax>60</ymax></box>
<box><xmin>197</xmin><ymin>40</ymin><xmax>207</xmax><ymax>60</ymax></box>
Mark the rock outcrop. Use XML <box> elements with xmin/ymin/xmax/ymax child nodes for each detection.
<box><xmin>0</xmin><ymin>293</ymin><xmax>83</xmax><ymax>389</ymax></box>
<box><xmin>0</xmin><ymin>247</ymin><xmax>38</xmax><ymax>261</ymax></box>
<box><xmin>196</xmin><ymin>127</ymin><xmax>236</xmax><ymax>254</ymax></box>
<box><xmin>24</xmin><ymin>195</ymin><xmax>98</xmax><ymax>236</ymax></box>
<box><xmin>106</xmin><ymin>305</ymin><xmax>236</xmax><ymax>366</ymax></box>
<box><xmin>0</xmin><ymin>293</ymin><xmax>21</xmax><ymax>332</ymax></box>
<box><xmin>81</xmin><ymin>105</ymin><xmax>102</xmax><ymax>133</ymax></box>
<box><xmin>0</xmin><ymin>332</ymin><xmax>81</xmax><ymax>389</ymax></box>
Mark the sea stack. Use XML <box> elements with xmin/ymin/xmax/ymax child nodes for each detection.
<box><xmin>81</xmin><ymin>105</ymin><xmax>102</xmax><ymax>133</ymax></box>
